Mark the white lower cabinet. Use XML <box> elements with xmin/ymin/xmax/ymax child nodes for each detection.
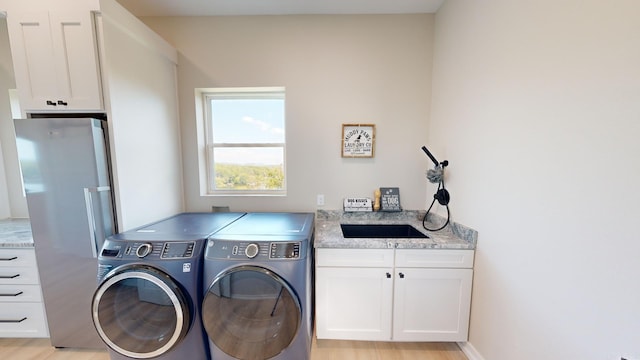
<box><xmin>315</xmin><ymin>248</ymin><xmax>394</xmax><ymax>340</ymax></box>
<box><xmin>393</xmin><ymin>267</ymin><xmax>472</xmax><ymax>341</ymax></box>
<box><xmin>315</xmin><ymin>248</ymin><xmax>474</xmax><ymax>342</ymax></box>
<box><xmin>0</xmin><ymin>248</ymin><xmax>48</xmax><ymax>338</ymax></box>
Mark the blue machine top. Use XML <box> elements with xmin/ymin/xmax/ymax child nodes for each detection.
<box><xmin>109</xmin><ymin>212</ymin><xmax>246</xmax><ymax>241</ymax></box>
<box><xmin>210</xmin><ymin>212</ymin><xmax>314</xmax><ymax>237</ymax></box>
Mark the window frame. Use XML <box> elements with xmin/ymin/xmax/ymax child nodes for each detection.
<box><xmin>199</xmin><ymin>87</ymin><xmax>287</xmax><ymax>196</ymax></box>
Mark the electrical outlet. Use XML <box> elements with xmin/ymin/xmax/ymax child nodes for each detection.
<box><xmin>317</xmin><ymin>194</ymin><xmax>325</xmax><ymax>206</ymax></box>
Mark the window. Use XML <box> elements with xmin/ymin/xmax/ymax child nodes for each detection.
<box><xmin>200</xmin><ymin>87</ymin><xmax>286</xmax><ymax>195</ymax></box>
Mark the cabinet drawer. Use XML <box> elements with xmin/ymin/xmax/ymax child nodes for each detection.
<box><xmin>0</xmin><ymin>267</ymin><xmax>40</xmax><ymax>285</ymax></box>
<box><xmin>0</xmin><ymin>302</ymin><xmax>48</xmax><ymax>338</ymax></box>
<box><xmin>316</xmin><ymin>248</ymin><xmax>394</xmax><ymax>267</ymax></box>
<box><xmin>0</xmin><ymin>284</ymin><xmax>43</xmax><ymax>302</ymax></box>
<box><xmin>0</xmin><ymin>249</ymin><xmax>37</xmax><ymax>268</ymax></box>
<box><xmin>395</xmin><ymin>249</ymin><xmax>474</xmax><ymax>268</ymax></box>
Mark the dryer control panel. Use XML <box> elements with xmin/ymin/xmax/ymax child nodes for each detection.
<box><xmin>206</xmin><ymin>240</ymin><xmax>303</xmax><ymax>260</ymax></box>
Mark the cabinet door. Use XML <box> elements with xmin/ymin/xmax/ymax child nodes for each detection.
<box><xmin>6</xmin><ymin>10</ymin><xmax>103</xmax><ymax>112</ymax></box>
<box><xmin>49</xmin><ymin>11</ymin><xmax>103</xmax><ymax>110</ymax></box>
<box><xmin>393</xmin><ymin>268</ymin><xmax>473</xmax><ymax>342</ymax></box>
<box><xmin>6</xmin><ymin>11</ymin><xmax>58</xmax><ymax>111</ymax></box>
<box><xmin>315</xmin><ymin>266</ymin><xmax>393</xmax><ymax>341</ymax></box>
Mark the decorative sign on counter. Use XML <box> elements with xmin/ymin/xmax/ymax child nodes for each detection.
<box><xmin>380</xmin><ymin>187</ymin><xmax>402</xmax><ymax>211</ymax></box>
<box><xmin>343</xmin><ymin>197</ymin><xmax>373</xmax><ymax>212</ymax></box>
<box><xmin>341</xmin><ymin>124</ymin><xmax>375</xmax><ymax>158</ymax></box>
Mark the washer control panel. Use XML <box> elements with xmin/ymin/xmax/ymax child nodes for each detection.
<box><xmin>100</xmin><ymin>240</ymin><xmax>196</xmax><ymax>259</ymax></box>
<box><xmin>206</xmin><ymin>240</ymin><xmax>302</xmax><ymax>260</ymax></box>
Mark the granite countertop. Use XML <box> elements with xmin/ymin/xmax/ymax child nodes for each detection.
<box><xmin>0</xmin><ymin>218</ymin><xmax>34</xmax><ymax>248</ymax></box>
<box><xmin>314</xmin><ymin>210</ymin><xmax>477</xmax><ymax>250</ymax></box>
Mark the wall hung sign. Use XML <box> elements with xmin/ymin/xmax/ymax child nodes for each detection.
<box><xmin>342</xmin><ymin>124</ymin><xmax>375</xmax><ymax>158</ymax></box>
<box><xmin>380</xmin><ymin>187</ymin><xmax>402</xmax><ymax>211</ymax></box>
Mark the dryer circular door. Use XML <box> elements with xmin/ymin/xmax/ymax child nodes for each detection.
<box><xmin>202</xmin><ymin>265</ymin><xmax>301</xmax><ymax>360</ymax></box>
<box><xmin>92</xmin><ymin>265</ymin><xmax>192</xmax><ymax>359</ymax></box>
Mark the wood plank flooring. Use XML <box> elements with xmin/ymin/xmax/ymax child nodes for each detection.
<box><xmin>0</xmin><ymin>337</ymin><xmax>468</xmax><ymax>360</ymax></box>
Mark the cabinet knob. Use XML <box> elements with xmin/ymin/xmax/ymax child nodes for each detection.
<box><xmin>386</xmin><ymin>272</ymin><xmax>391</xmax><ymax>278</ymax></box>
<box><xmin>46</xmin><ymin>100</ymin><xmax>57</xmax><ymax>106</ymax></box>
<box><xmin>399</xmin><ymin>272</ymin><xmax>405</xmax><ymax>279</ymax></box>
<box><xmin>57</xmin><ymin>100</ymin><xmax>68</xmax><ymax>106</ymax></box>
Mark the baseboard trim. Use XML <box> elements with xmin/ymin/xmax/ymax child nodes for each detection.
<box><xmin>457</xmin><ymin>341</ymin><xmax>485</xmax><ymax>360</ymax></box>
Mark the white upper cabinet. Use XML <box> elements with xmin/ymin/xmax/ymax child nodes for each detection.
<box><xmin>6</xmin><ymin>10</ymin><xmax>103</xmax><ymax>113</ymax></box>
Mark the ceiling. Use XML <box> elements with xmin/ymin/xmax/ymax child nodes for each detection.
<box><xmin>115</xmin><ymin>0</ymin><xmax>445</xmax><ymax>17</ymax></box>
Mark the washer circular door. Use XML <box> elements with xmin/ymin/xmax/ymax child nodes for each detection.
<box><xmin>202</xmin><ymin>265</ymin><xmax>301</xmax><ymax>360</ymax></box>
<box><xmin>92</xmin><ymin>265</ymin><xmax>192</xmax><ymax>359</ymax></box>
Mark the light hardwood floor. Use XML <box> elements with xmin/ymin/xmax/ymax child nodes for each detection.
<box><xmin>0</xmin><ymin>337</ymin><xmax>468</xmax><ymax>360</ymax></box>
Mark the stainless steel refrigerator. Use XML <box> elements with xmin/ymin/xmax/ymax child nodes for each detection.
<box><xmin>14</xmin><ymin>117</ymin><xmax>116</xmax><ymax>349</ymax></box>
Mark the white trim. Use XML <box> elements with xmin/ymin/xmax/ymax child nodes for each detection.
<box><xmin>458</xmin><ymin>341</ymin><xmax>486</xmax><ymax>360</ymax></box>
<box><xmin>202</xmin><ymin>86</ymin><xmax>285</xmax><ymax>94</ymax></box>
<box><xmin>198</xmin><ymin>87</ymin><xmax>287</xmax><ymax>196</ymax></box>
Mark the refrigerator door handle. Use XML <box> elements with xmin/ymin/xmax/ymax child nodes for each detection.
<box><xmin>84</xmin><ymin>186</ymin><xmax>112</xmax><ymax>258</ymax></box>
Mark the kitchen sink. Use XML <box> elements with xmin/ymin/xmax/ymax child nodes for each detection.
<box><xmin>340</xmin><ymin>224</ymin><xmax>428</xmax><ymax>238</ymax></box>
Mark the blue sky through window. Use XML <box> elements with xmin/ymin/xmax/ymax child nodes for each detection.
<box><xmin>211</xmin><ymin>98</ymin><xmax>285</xmax><ymax>166</ymax></box>
<box><xmin>211</xmin><ymin>99</ymin><xmax>284</xmax><ymax>143</ymax></box>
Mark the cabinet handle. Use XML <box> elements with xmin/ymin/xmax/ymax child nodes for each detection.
<box><xmin>399</xmin><ymin>272</ymin><xmax>405</xmax><ymax>279</ymax></box>
<box><xmin>0</xmin><ymin>317</ymin><xmax>27</xmax><ymax>323</ymax></box>
<box><xmin>0</xmin><ymin>274</ymin><xmax>20</xmax><ymax>279</ymax></box>
<box><xmin>0</xmin><ymin>291</ymin><xmax>23</xmax><ymax>297</ymax></box>
<box><xmin>57</xmin><ymin>100</ymin><xmax>68</xmax><ymax>106</ymax></box>
<box><xmin>0</xmin><ymin>256</ymin><xmax>18</xmax><ymax>261</ymax></box>
<box><xmin>386</xmin><ymin>272</ymin><xmax>391</xmax><ymax>278</ymax></box>
<box><xmin>46</xmin><ymin>100</ymin><xmax>57</xmax><ymax>106</ymax></box>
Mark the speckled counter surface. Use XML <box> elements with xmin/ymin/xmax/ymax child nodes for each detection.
<box><xmin>315</xmin><ymin>210</ymin><xmax>477</xmax><ymax>249</ymax></box>
<box><xmin>0</xmin><ymin>218</ymin><xmax>34</xmax><ymax>248</ymax></box>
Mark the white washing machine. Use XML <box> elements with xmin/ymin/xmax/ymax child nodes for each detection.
<box><xmin>201</xmin><ymin>212</ymin><xmax>315</xmax><ymax>360</ymax></box>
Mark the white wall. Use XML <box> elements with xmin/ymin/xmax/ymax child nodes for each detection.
<box><xmin>0</xmin><ymin>20</ymin><xmax>9</xmax><ymax>218</ymax></box>
<box><xmin>140</xmin><ymin>15</ymin><xmax>433</xmax><ymax>213</ymax></box>
<box><xmin>99</xmin><ymin>1</ymin><xmax>184</xmax><ymax>230</ymax></box>
<box><xmin>0</xmin><ymin>141</ymin><xmax>9</xmax><ymax>219</ymax></box>
<box><xmin>431</xmin><ymin>1</ymin><xmax>640</xmax><ymax>359</ymax></box>
<box><xmin>0</xmin><ymin>17</ymin><xmax>28</xmax><ymax>218</ymax></box>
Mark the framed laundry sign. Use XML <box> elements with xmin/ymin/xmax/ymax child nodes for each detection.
<box><xmin>341</xmin><ymin>124</ymin><xmax>375</xmax><ymax>158</ymax></box>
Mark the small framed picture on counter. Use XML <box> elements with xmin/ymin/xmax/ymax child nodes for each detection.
<box><xmin>342</xmin><ymin>124</ymin><xmax>375</xmax><ymax>158</ymax></box>
<box><xmin>380</xmin><ymin>187</ymin><xmax>402</xmax><ymax>211</ymax></box>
